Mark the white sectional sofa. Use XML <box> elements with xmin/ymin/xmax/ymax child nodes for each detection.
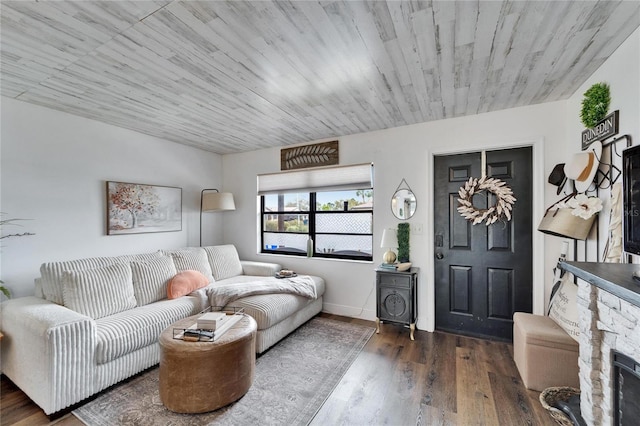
<box><xmin>1</xmin><ymin>244</ymin><xmax>324</xmax><ymax>415</ymax></box>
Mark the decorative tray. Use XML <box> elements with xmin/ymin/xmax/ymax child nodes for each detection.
<box><xmin>173</xmin><ymin>307</ymin><xmax>245</xmax><ymax>342</ymax></box>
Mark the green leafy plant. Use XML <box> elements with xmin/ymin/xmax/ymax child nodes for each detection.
<box><xmin>1</xmin><ymin>214</ymin><xmax>36</xmax><ymax>299</ymax></box>
<box><xmin>580</xmin><ymin>82</ymin><xmax>610</xmax><ymax>128</ymax></box>
<box><xmin>0</xmin><ymin>281</ymin><xmax>10</xmax><ymax>299</ymax></box>
<box><xmin>397</xmin><ymin>222</ymin><xmax>410</xmax><ymax>263</ymax></box>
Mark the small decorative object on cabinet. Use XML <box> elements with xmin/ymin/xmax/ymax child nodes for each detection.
<box><xmin>380</xmin><ymin>228</ymin><xmax>398</xmax><ymax>264</ymax></box>
<box><xmin>375</xmin><ymin>267</ymin><xmax>418</xmax><ymax>340</ymax></box>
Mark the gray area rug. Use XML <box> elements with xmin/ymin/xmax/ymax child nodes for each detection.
<box><xmin>73</xmin><ymin>317</ymin><xmax>374</xmax><ymax>426</ymax></box>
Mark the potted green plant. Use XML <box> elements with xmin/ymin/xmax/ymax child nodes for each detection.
<box><xmin>397</xmin><ymin>222</ymin><xmax>410</xmax><ymax>263</ymax></box>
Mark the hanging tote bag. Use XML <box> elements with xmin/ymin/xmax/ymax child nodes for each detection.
<box><xmin>538</xmin><ymin>193</ymin><xmax>597</xmax><ymax>241</ymax></box>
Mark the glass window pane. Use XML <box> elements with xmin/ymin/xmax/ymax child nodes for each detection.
<box><xmin>263</xmin><ymin>233</ymin><xmax>308</xmax><ymax>253</ymax></box>
<box><xmin>315</xmin><ymin>234</ymin><xmax>372</xmax><ymax>256</ymax></box>
<box><xmin>263</xmin><ymin>213</ymin><xmax>309</xmax><ymax>232</ymax></box>
<box><xmin>316</xmin><ymin>190</ymin><xmax>373</xmax><ymax>211</ymax></box>
<box><xmin>261</xmin><ymin>189</ymin><xmax>373</xmax><ymax>260</ymax></box>
<box><xmin>264</xmin><ymin>193</ymin><xmax>310</xmax><ymax>212</ymax></box>
<box><xmin>315</xmin><ymin>213</ymin><xmax>372</xmax><ymax>234</ymax></box>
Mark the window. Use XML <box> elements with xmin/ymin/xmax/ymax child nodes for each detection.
<box><xmin>258</xmin><ymin>163</ymin><xmax>373</xmax><ymax>261</ymax></box>
<box><xmin>261</xmin><ymin>189</ymin><xmax>373</xmax><ymax>260</ymax></box>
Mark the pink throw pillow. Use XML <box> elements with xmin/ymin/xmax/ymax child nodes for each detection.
<box><xmin>167</xmin><ymin>270</ymin><xmax>209</xmax><ymax>299</ymax></box>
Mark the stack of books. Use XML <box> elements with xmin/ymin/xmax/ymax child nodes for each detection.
<box><xmin>211</xmin><ymin>314</ymin><xmax>243</xmax><ymax>340</ymax></box>
<box><xmin>183</xmin><ymin>329</ymin><xmax>214</xmax><ymax>342</ymax></box>
<box><xmin>378</xmin><ymin>263</ymin><xmax>397</xmax><ymax>271</ymax></box>
<box><xmin>178</xmin><ymin>312</ymin><xmax>245</xmax><ymax>342</ymax></box>
<box><xmin>197</xmin><ymin>312</ymin><xmax>229</xmax><ymax>331</ymax></box>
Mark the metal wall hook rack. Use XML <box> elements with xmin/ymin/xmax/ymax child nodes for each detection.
<box><xmin>574</xmin><ymin>134</ymin><xmax>632</xmax><ymax>265</ymax></box>
<box><xmin>595</xmin><ymin>134</ymin><xmax>632</xmax><ymax>190</ymax></box>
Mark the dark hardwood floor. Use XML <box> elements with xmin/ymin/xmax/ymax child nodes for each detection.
<box><xmin>0</xmin><ymin>313</ymin><xmax>554</xmax><ymax>425</ymax></box>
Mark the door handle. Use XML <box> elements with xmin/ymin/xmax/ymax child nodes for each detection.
<box><xmin>435</xmin><ymin>252</ymin><xmax>444</xmax><ymax>260</ymax></box>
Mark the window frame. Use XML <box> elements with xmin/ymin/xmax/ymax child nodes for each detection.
<box><xmin>260</xmin><ymin>191</ymin><xmax>373</xmax><ymax>261</ymax></box>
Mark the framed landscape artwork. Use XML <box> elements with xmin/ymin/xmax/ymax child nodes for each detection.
<box><xmin>107</xmin><ymin>181</ymin><xmax>182</xmax><ymax>235</ymax></box>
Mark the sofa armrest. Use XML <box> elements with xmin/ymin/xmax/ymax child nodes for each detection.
<box><xmin>240</xmin><ymin>260</ymin><xmax>282</xmax><ymax>276</ymax></box>
<box><xmin>1</xmin><ymin>296</ymin><xmax>96</xmax><ymax>414</ymax></box>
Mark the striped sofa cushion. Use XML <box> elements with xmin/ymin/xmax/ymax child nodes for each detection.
<box><xmin>40</xmin><ymin>251</ymin><xmax>163</xmax><ymax>305</ymax></box>
<box><xmin>62</xmin><ymin>263</ymin><xmax>137</xmax><ymax>320</ymax></box>
<box><xmin>232</xmin><ymin>293</ymin><xmax>312</xmax><ymax>330</ymax></box>
<box><xmin>41</xmin><ymin>257</ymin><xmax>115</xmax><ymax>305</ymax></box>
<box><xmin>130</xmin><ymin>255</ymin><xmax>177</xmax><ymax>306</ymax></box>
<box><xmin>95</xmin><ymin>297</ymin><xmax>202</xmax><ymax>364</ymax></box>
<box><xmin>163</xmin><ymin>248</ymin><xmax>214</xmax><ymax>283</ymax></box>
<box><xmin>203</xmin><ymin>245</ymin><xmax>243</xmax><ymax>280</ymax></box>
<box><xmin>213</xmin><ymin>275</ymin><xmax>325</xmax><ymax>329</ymax></box>
<box><xmin>116</xmin><ymin>252</ymin><xmax>164</xmax><ymax>263</ymax></box>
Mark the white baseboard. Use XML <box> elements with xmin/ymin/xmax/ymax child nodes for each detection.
<box><xmin>322</xmin><ymin>302</ymin><xmax>376</xmax><ymax>322</ymax></box>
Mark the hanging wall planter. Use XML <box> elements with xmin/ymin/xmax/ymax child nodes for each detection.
<box><xmin>580</xmin><ymin>82</ymin><xmax>610</xmax><ymax>128</ymax></box>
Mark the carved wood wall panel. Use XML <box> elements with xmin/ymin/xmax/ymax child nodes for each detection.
<box><xmin>281</xmin><ymin>140</ymin><xmax>339</xmax><ymax>170</ymax></box>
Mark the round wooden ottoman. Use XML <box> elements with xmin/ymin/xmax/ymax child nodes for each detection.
<box><xmin>158</xmin><ymin>313</ymin><xmax>257</xmax><ymax>413</ymax></box>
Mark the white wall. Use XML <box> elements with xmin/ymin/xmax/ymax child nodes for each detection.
<box><xmin>567</xmin><ymin>28</ymin><xmax>639</xmax><ymax>153</ymax></box>
<box><xmin>224</xmin><ymin>100</ymin><xmax>568</xmax><ymax>331</ymax></box>
<box><xmin>0</xmin><ymin>98</ymin><xmax>224</xmax><ymax>298</ymax></box>
<box><xmin>564</xmin><ymin>28</ymin><xmax>640</xmax><ymax>264</ymax></box>
<box><xmin>222</xmin><ymin>29</ymin><xmax>640</xmax><ymax>332</ymax></box>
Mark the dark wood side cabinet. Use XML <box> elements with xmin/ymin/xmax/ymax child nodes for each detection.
<box><xmin>375</xmin><ymin>268</ymin><xmax>418</xmax><ymax>340</ymax></box>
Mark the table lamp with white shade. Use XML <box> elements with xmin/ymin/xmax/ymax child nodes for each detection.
<box><xmin>380</xmin><ymin>228</ymin><xmax>398</xmax><ymax>264</ymax></box>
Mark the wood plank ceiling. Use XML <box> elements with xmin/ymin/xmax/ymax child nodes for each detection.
<box><xmin>2</xmin><ymin>1</ymin><xmax>639</xmax><ymax>154</ymax></box>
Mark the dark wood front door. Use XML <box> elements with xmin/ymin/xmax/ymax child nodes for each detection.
<box><xmin>434</xmin><ymin>147</ymin><xmax>533</xmax><ymax>341</ymax></box>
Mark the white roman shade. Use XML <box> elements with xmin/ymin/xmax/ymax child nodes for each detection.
<box><xmin>257</xmin><ymin>163</ymin><xmax>373</xmax><ymax>195</ymax></box>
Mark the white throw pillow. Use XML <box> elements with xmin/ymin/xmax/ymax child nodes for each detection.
<box><xmin>41</xmin><ymin>256</ymin><xmax>115</xmax><ymax>305</ymax></box>
<box><xmin>164</xmin><ymin>248</ymin><xmax>215</xmax><ymax>283</ymax></box>
<box><xmin>62</xmin><ymin>263</ymin><xmax>137</xmax><ymax>319</ymax></box>
<box><xmin>548</xmin><ymin>274</ymin><xmax>580</xmax><ymax>341</ymax></box>
<box><xmin>40</xmin><ymin>251</ymin><xmax>162</xmax><ymax>305</ymax></box>
<box><xmin>130</xmin><ymin>255</ymin><xmax>177</xmax><ymax>305</ymax></box>
<box><xmin>116</xmin><ymin>251</ymin><xmax>163</xmax><ymax>264</ymax></box>
<box><xmin>203</xmin><ymin>245</ymin><xmax>243</xmax><ymax>280</ymax></box>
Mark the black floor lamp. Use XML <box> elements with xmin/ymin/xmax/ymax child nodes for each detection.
<box><xmin>200</xmin><ymin>188</ymin><xmax>235</xmax><ymax>246</ymax></box>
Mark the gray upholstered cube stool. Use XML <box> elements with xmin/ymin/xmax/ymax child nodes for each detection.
<box><xmin>513</xmin><ymin>312</ymin><xmax>580</xmax><ymax>392</ymax></box>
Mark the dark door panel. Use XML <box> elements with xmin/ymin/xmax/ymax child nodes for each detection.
<box><xmin>434</xmin><ymin>147</ymin><xmax>533</xmax><ymax>341</ymax></box>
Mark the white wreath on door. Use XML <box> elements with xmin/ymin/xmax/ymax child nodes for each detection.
<box><xmin>457</xmin><ymin>177</ymin><xmax>516</xmax><ymax>225</ymax></box>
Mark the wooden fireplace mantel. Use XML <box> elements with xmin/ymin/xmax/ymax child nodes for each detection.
<box><xmin>559</xmin><ymin>261</ymin><xmax>640</xmax><ymax>308</ymax></box>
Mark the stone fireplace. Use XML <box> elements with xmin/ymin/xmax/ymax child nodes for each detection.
<box><xmin>574</xmin><ymin>268</ymin><xmax>640</xmax><ymax>425</ymax></box>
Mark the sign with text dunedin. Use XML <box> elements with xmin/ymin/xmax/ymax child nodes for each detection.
<box><xmin>582</xmin><ymin>110</ymin><xmax>619</xmax><ymax>150</ymax></box>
